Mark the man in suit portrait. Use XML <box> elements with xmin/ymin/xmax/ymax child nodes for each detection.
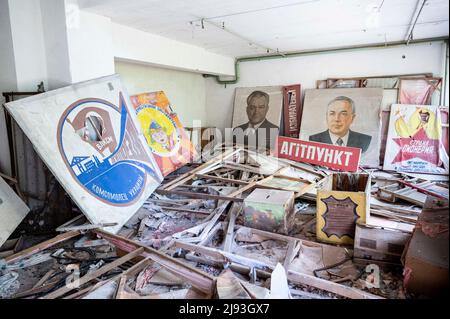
<box><xmin>233</xmin><ymin>90</ymin><xmax>279</xmax><ymax>150</ymax></box>
<box><xmin>309</xmin><ymin>96</ymin><xmax>372</xmax><ymax>152</ymax></box>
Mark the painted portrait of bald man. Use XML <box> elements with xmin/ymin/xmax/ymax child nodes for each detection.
<box><xmin>300</xmin><ymin>88</ymin><xmax>383</xmax><ymax>167</ymax></box>
<box><xmin>309</xmin><ymin>96</ymin><xmax>372</xmax><ymax>152</ymax></box>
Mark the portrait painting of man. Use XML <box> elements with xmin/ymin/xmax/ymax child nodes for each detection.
<box><xmin>231</xmin><ymin>86</ymin><xmax>282</xmax><ymax>151</ymax></box>
<box><xmin>309</xmin><ymin>96</ymin><xmax>372</xmax><ymax>152</ymax></box>
<box><xmin>300</xmin><ymin>88</ymin><xmax>383</xmax><ymax>167</ymax></box>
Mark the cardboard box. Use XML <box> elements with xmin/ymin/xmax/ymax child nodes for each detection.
<box><xmin>404</xmin><ymin>197</ymin><xmax>449</xmax><ymax>297</ymax></box>
<box><xmin>243</xmin><ymin>188</ymin><xmax>295</xmax><ymax>234</ymax></box>
<box><xmin>354</xmin><ymin>223</ymin><xmax>411</xmax><ymax>263</ymax></box>
<box><xmin>316</xmin><ymin>173</ymin><xmax>370</xmax><ymax>245</ymax></box>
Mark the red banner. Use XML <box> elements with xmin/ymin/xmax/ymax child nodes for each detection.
<box><xmin>276</xmin><ymin>136</ymin><xmax>361</xmax><ymax>172</ymax></box>
<box><xmin>283</xmin><ymin>84</ymin><xmax>301</xmax><ymax>138</ymax></box>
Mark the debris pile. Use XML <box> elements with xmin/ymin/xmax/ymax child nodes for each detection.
<box><xmin>0</xmin><ymin>75</ymin><xmax>448</xmax><ymax>299</ymax></box>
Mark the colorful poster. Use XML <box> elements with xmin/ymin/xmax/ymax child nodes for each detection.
<box><xmin>276</xmin><ymin>136</ymin><xmax>361</xmax><ymax>172</ymax></box>
<box><xmin>282</xmin><ymin>84</ymin><xmax>301</xmax><ymax>138</ymax></box>
<box><xmin>383</xmin><ymin>104</ymin><xmax>449</xmax><ymax>174</ymax></box>
<box><xmin>5</xmin><ymin>75</ymin><xmax>163</xmax><ymax>233</ymax></box>
<box><xmin>130</xmin><ymin>91</ymin><xmax>196</xmax><ymax>176</ymax></box>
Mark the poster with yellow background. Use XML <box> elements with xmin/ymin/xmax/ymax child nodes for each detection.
<box><xmin>130</xmin><ymin>91</ymin><xmax>196</xmax><ymax>176</ymax></box>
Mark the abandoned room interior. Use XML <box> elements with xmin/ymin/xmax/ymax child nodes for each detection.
<box><xmin>0</xmin><ymin>0</ymin><xmax>449</xmax><ymax>303</ymax></box>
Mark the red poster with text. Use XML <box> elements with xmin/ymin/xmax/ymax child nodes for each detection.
<box><xmin>276</xmin><ymin>136</ymin><xmax>361</xmax><ymax>172</ymax></box>
<box><xmin>283</xmin><ymin>85</ymin><xmax>302</xmax><ymax>138</ymax></box>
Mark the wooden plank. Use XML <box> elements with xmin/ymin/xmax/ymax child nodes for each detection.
<box><xmin>177</xmin><ymin>238</ymin><xmax>377</xmax><ymax>299</ymax></box>
<box><xmin>283</xmin><ymin>240</ymin><xmax>298</xmax><ymax>270</ymax></box>
<box><xmin>5</xmin><ymin>230</ymin><xmax>81</xmax><ymax>263</ymax></box>
<box><xmin>227</xmin><ymin>181</ymin><xmax>257</xmax><ymax>198</ymax></box>
<box><xmin>162</xmin><ymin>148</ymin><xmax>238</xmax><ymax>191</ymax></box>
<box><xmin>196</xmin><ymin>203</ymin><xmax>229</xmax><ymax>244</ymax></box>
<box><xmin>195</xmin><ymin>173</ymin><xmax>249</xmax><ymax>185</ymax></box>
<box><xmin>222</xmin><ymin>163</ymin><xmax>262</xmax><ymax>175</ymax></box>
<box><xmin>157</xmin><ymin>189</ymin><xmax>244</xmax><ymax>202</ymax></box>
<box><xmin>42</xmin><ymin>247</ymin><xmax>144</xmax><ymax>299</ymax></box>
<box><xmin>0</xmin><ymin>176</ymin><xmax>30</xmax><ymax>247</ymax></box>
<box><xmin>94</xmin><ymin>230</ymin><xmax>215</xmax><ymax>295</ymax></box>
<box><xmin>175</xmin><ymin>240</ymin><xmax>271</xmax><ymax>269</ymax></box>
<box><xmin>223</xmin><ymin>203</ymin><xmax>240</xmax><ymax>252</ymax></box>
<box><xmin>235</xmin><ymin>225</ymin><xmax>298</xmax><ymax>243</ymax></box>
<box><xmin>287</xmin><ymin>270</ymin><xmax>383</xmax><ymax>299</ymax></box>
<box><xmin>115</xmin><ymin>275</ymin><xmax>128</xmax><ymax>299</ymax></box>
<box><xmin>154</xmin><ymin>206</ymin><xmax>211</xmax><ymax>216</ymax></box>
<box><xmin>198</xmin><ymin>222</ymin><xmax>223</xmax><ymax>246</ymax></box>
<box><xmin>33</xmin><ymin>267</ymin><xmax>57</xmax><ymax>289</ymax></box>
<box><xmin>62</xmin><ymin>285</ymin><xmax>98</xmax><ymax>300</ymax></box>
<box><xmin>12</xmin><ymin>278</ymin><xmax>61</xmax><ymax>299</ymax></box>
<box><xmin>186</xmin><ymin>254</ymin><xmax>273</xmax><ymax>284</ymax></box>
<box><xmin>55</xmin><ymin>214</ymin><xmax>85</xmax><ymax>230</ymax></box>
<box><xmin>216</xmin><ymin>269</ymin><xmax>251</xmax><ymax>299</ymax></box>
<box><xmin>56</xmin><ymin>222</ymin><xmax>118</xmax><ymax>232</ymax></box>
<box><xmin>64</xmin><ymin>257</ymin><xmax>152</xmax><ymax>299</ymax></box>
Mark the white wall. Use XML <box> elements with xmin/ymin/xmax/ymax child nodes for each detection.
<box><xmin>66</xmin><ymin>7</ymin><xmax>115</xmax><ymax>83</ymax></box>
<box><xmin>5</xmin><ymin>0</ymin><xmax>47</xmax><ymax>91</ymax></box>
<box><xmin>115</xmin><ymin>61</ymin><xmax>207</xmax><ymax>127</ymax></box>
<box><xmin>112</xmin><ymin>23</ymin><xmax>235</xmax><ymax>77</ymax></box>
<box><xmin>41</xmin><ymin>0</ymin><xmax>115</xmax><ymax>88</ymax></box>
<box><xmin>8</xmin><ymin>0</ymin><xmax>48</xmax><ymax>92</ymax></box>
<box><xmin>0</xmin><ymin>0</ymin><xmax>17</xmax><ymax>94</ymax></box>
<box><xmin>206</xmin><ymin>41</ymin><xmax>447</xmax><ymax>130</ymax></box>
<box><xmin>40</xmin><ymin>0</ymin><xmax>72</xmax><ymax>89</ymax></box>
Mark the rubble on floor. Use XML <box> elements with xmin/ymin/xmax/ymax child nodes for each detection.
<box><xmin>0</xmin><ymin>147</ymin><xmax>448</xmax><ymax>299</ymax></box>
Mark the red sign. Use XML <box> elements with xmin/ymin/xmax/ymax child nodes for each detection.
<box><xmin>283</xmin><ymin>85</ymin><xmax>301</xmax><ymax>138</ymax></box>
<box><xmin>276</xmin><ymin>136</ymin><xmax>361</xmax><ymax>172</ymax></box>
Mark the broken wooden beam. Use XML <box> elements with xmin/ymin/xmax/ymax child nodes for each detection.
<box><xmin>223</xmin><ymin>203</ymin><xmax>241</xmax><ymax>252</ymax></box>
<box><xmin>156</xmin><ymin>189</ymin><xmax>244</xmax><ymax>202</ymax></box>
<box><xmin>5</xmin><ymin>230</ymin><xmax>81</xmax><ymax>264</ymax></box>
<box><xmin>287</xmin><ymin>270</ymin><xmax>383</xmax><ymax>299</ymax></box>
<box><xmin>94</xmin><ymin>230</ymin><xmax>216</xmax><ymax>295</ymax></box>
<box><xmin>42</xmin><ymin>247</ymin><xmax>145</xmax><ymax>299</ymax></box>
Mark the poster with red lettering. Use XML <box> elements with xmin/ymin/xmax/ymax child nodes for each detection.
<box><xmin>276</xmin><ymin>136</ymin><xmax>361</xmax><ymax>172</ymax></box>
<box><xmin>383</xmin><ymin>104</ymin><xmax>449</xmax><ymax>174</ymax></box>
<box><xmin>282</xmin><ymin>85</ymin><xmax>301</xmax><ymax>138</ymax></box>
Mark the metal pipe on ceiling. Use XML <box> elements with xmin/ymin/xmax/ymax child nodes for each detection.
<box><xmin>210</xmin><ymin>36</ymin><xmax>449</xmax><ymax>85</ymax></box>
<box><xmin>405</xmin><ymin>0</ymin><xmax>428</xmax><ymax>45</ymax></box>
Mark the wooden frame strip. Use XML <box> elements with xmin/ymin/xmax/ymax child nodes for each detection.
<box><xmin>156</xmin><ymin>189</ymin><xmax>244</xmax><ymax>202</ymax></box>
<box><xmin>287</xmin><ymin>270</ymin><xmax>383</xmax><ymax>299</ymax></box>
<box><xmin>94</xmin><ymin>230</ymin><xmax>215</xmax><ymax>295</ymax></box>
<box><xmin>5</xmin><ymin>230</ymin><xmax>81</xmax><ymax>264</ymax></box>
<box><xmin>42</xmin><ymin>247</ymin><xmax>145</xmax><ymax>299</ymax></box>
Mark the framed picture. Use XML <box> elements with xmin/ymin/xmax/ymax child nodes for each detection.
<box><xmin>231</xmin><ymin>86</ymin><xmax>283</xmax><ymax>151</ymax></box>
<box><xmin>383</xmin><ymin>104</ymin><xmax>449</xmax><ymax>175</ymax></box>
<box><xmin>398</xmin><ymin>77</ymin><xmax>442</xmax><ymax>105</ymax></box>
<box><xmin>130</xmin><ymin>91</ymin><xmax>196</xmax><ymax>176</ymax></box>
<box><xmin>282</xmin><ymin>84</ymin><xmax>302</xmax><ymax>138</ymax></box>
<box><xmin>299</xmin><ymin>88</ymin><xmax>383</xmax><ymax>167</ymax></box>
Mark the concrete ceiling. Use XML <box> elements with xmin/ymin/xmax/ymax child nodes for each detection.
<box><xmin>78</xmin><ymin>0</ymin><xmax>449</xmax><ymax>58</ymax></box>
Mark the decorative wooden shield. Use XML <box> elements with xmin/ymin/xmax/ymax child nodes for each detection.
<box><xmin>320</xmin><ymin>196</ymin><xmax>359</xmax><ymax>239</ymax></box>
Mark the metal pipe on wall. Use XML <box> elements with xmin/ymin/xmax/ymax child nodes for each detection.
<box><xmin>210</xmin><ymin>36</ymin><xmax>449</xmax><ymax>85</ymax></box>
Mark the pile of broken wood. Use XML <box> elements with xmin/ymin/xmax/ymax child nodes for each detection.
<box><xmin>0</xmin><ymin>147</ymin><xmax>448</xmax><ymax>299</ymax></box>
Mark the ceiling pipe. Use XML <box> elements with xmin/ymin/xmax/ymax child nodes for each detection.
<box><xmin>405</xmin><ymin>0</ymin><xmax>428</xmax><ymax>45</ymax></box>
<box><xmin>210</xmin><ymin>36</ymin><xmax>449</xmax><ymax>85</ymax></box>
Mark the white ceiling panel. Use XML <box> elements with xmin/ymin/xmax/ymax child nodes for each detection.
<box><xmin>78</xmin><ymin>0</ymin><xmax>449</xmax><ymax>57</ymax></box>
